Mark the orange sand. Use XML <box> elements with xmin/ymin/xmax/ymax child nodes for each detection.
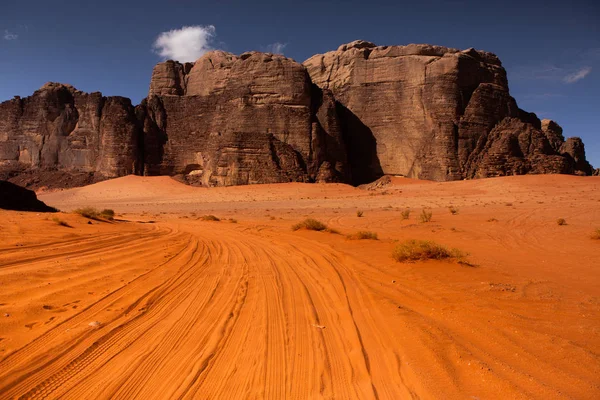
<box><xmin>0</xmin><ymin>174</ymin><xmax>599</xmax><ymax>399</ymax></box>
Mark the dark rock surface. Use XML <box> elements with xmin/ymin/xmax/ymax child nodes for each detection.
<box><xmin>0</xmin><ymin>180</ymin><xmax>56</xmax><ymax>212</ymax></box>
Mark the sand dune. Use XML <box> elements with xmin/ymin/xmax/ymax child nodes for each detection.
<box><xmin>1</xmin><ymin>175</ymin><xmax>599</xmax><ymax>399</ymax></box>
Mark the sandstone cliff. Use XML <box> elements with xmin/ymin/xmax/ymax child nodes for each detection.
<box><xmin>0</xmin><ymin>83</ymin><xmax>141</xmax><ymax>186</ymax></box>
<box><xmin>0</xmin><ymin>41</ymin><xmax>593</xmax><ymax>188</ymax></box>
<box><xmin>141</xmin><ymin>51</ymin><xmax>348</xmax><ymax>185</ymax></box>
<box><xmin>304</xmin><ymin>40</ymin><xmax>593</xmax><ymax>183</ymax></box>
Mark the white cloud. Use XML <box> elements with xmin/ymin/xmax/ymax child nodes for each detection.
<box><xmin>153</xmin><ymin>25</ymin><xmax>216</xmax><ymax>62</ymax></box>
<box><xmin>563</xmin><ymin>66</ymin><xmax>592</xmax><ymax>83</ymax></box>
<box><xmin>3</xmin><ymin>30</ymin><xmax>18</xmax><ymax>40</ymax></box>
<box><xmin>265</xmin><ymin>42</ymin><xmax>287</xmax><ymax>54</ymax></box>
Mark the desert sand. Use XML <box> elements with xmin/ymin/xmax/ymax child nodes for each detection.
<box><xmin>1</xmin><ymin>175</ymin><xmax>599</xmax><ymax>399</ymax></box>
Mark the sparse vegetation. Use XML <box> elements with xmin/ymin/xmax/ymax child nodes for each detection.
<box><xmin>325</xmin><ymin>227</ymin><xmax>341</xmax><ymax>234</ymax></box>
<box><xmin>74</xmin><ymin>207</ymin><xmax>115</xmax><ymax>221</ymax></box>
<box><xmin>348</xmin><ymin>231</ymin><xmax>378</xmax><ymax>240</ymax></box>
<box><xmin>392</xmin><ymin>240</ymin><xmax>468</xmax><ymax>264</ymax></box>
<box><xmin>419</xmin><ymin>209</ymin><xmax>433</xmax><ymax>223</ymax></box>
<box><xmin>100</xmin><ymin>209</ymin><xmax>115</xmax><ymax>220</ymax></box>
<box><xmin>401</xmin><ymin>208</ymin><xmax>410</xmax><ymax>220</ymax></box>
<box><xmin>448</xmin><ymin>206</ymin><xmax>459</xmax><ymax>215</ymax></box>
<box><xmin>505</xmin><ymin>202</ymin><xmax>513</xmax><ymax>207</ymax></box>
<box><xmin>487</xmin><ymin>218</ymin><xmax>499</xmax><ymax>222</ymax></box>
<box><xmin>556</xmin><ymin>218</ymin><xmax>567</xmax><ymax>226</ymax></box>
<box><xmin>592</xmin><ymin>229</ymin><xmax>600</xmax><ymax>240</ymax></box>
<box><xmin>356</xmin><ymin>210</ymin><xmax>364</xmax><ymax>218</ymax></box>
<box><xmin>292</xmin><ymin>218</ymin><xmax>328</xmax><ymax>232</ymax></box>
<box><xmin>52</xmin><ymin>217</ymin><xmax>72</xmax><ymax>227</ymax></box>
<box><xmin>200</xmin><ymin>215</ymin><xmax>220</xmax><ymax>221</ymax></box>
<box><xmin>228</xmin><ymin>218</ymin><xmax>238</xmax><ymax>223</ymax></box>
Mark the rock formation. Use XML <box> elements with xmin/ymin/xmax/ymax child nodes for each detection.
<box><xmin>0</xmin><ymin>180</ymin><xmax>56</xmax><ymax>212</ymax></box>
<box><xmin>0</xmin><ymin>83</ymin><xmax>141</xmax><ymax>187</ymax></box>
<box><xmin>304</xmin><ymin>40</ymin><xmax>593</xmax><ymax>183</ymax></box>
<box><xmin>141</xmin><ymin>51</ymin><xmax>348</xmax><ymax>185</ymax></box>
<box><xmin>0</xmin><ymin>41</ymin><xmax>594</xmax><ymax>188</ymax></box>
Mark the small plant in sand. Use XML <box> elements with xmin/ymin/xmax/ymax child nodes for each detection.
<box><xmin>487</xmin><ymin>218</ymin><xmax>499</xmax><ymax>222</ymax></box>
<box><xmin>325</xmin><ymin>227</ymin><xmax>341</xmax><ymax>234</ymax></box>
<box><xmin>448</xmin><ymin>206</ymin><xmax>459</xmax><ymax>215</ymax></box>
<box><xmin>419</xmin><ymin>209</ymin><xmax>433</xmax><ymax>223</ymax></box>
<box><xmin>74</xmin><ymin>207</ymin><xmax>115</xmax><ymax>221</ymax></box>
<box><xmin>392</xmin><ymin>240</ymin><xmax>468</xmax><ymax>264</ymax></box>
<box><xmin>292</xmin><ymin>218</ymin><xmax>328</xmax><ymax>232</ymax></box>
<box><xmin>200</xmin><ymin>215</ymin><xmax>220</xmax><ymax>222</ymax></box>
<box><xmin>401</xmin><ymin>208</ymin><xmax>410</xmax><ymax>220</ymax></box>
<box><xmin>100</xmin><ymin>209</ymin><xmax>115</xmax><ymax>220</ymax></box>
<box><xmin>348</xmin><ymin>231</ymin><xmax>378</xmax><ymax>240</ymax></box>
<box><xmin>52</xmin><ymin>217</ymin><xmax>72</xmax><ymax>228</ymax></box>
<box><xmin>228</xmin><ymin>218</ymin><xmax>238</xmax><ymax>223</ymax></box>
<box><xmin>591</xmin><ymin>229</ymin><xmax>600</xmax><ymax>240</ymax></box>
<box><xmin>556</xmin><ymin>218</ymin><xmax>567</xmax><ymax>226</ymax></box>
<box><xmin>356</xmin><ymin>210</ymin><xmax>364</xmax><ymax>218</ymax></box>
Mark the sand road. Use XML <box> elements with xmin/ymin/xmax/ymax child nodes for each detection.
<box><xmin>0</xmin><ymin>175</ymin><xmax>599</xmax><ymax>399</ymax></box>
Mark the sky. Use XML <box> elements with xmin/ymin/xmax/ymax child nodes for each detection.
<box><xmin>1</xmin><ymin>0</ymin><xmax>599</xmax><ymax>167</ymax></box>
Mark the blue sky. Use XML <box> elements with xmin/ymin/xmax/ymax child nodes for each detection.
<box><xmin>1</xmin><ymin>0</ymin><xmax>598</xmax><ymax>166</ymax></box>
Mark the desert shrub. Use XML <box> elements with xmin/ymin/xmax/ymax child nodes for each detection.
<box><xmin>228</xmin><ymin>218</ymin><xmax>238</xmax><ymax>223</ymax></box>
<box><xmin>401</xmin><ymin>208</ymin><xmax>410</xmax><ymax>220</ymax></box>
<box><xmin>348</xmin><ymin>231</ymin><xmax>378</xmax><ymax>240</ymax></box>
<box><xmin>74</xmin><ymin>207</ymin><xmax>100</xmax><ymax>219</ymax></box>
<box><xmin>487</xmin><ymin>218</ymin><xmax>499</xmax><ymax>222</ymax></box>
<box><xmin>392</xmin><ymin>240</ymin><xmax>467</xmax><ymax>263</ymax></box>
<box><xmin>325</xmin><ymin>227</ymin><xmax>341</xmax><ymax>234</ymax></box>
<box><xmin>100</xmin><ymin>209</ymin><xmax>115</xmax><ymax>220</ymax></box>
<box><xmin>356</xmin><ymin>210</ymin><xmax>364</xmax><ymax>217</ymax></box>
<box><xmin>419</xmin><ymin>209</ymin><xmax>433</xmax><ymax>223</ymax></box>
<box><xmin>448</xmin><ymin>206</ymin><xmax>459</xmax><ymax>215</ymax></box>
<box><xmin>52</xmin><ymin>217</ymin><xmax>72</xmax><ymax>228</ymax></box>
<box><xmin>200</xmin><ymin>215</ymin><xmax>220</xmax><ymax>221</ymax></box>
<box><xmin>556</xmin><ymin>218</ymin><xmax>567</xmax><ymax>226</ymax></box>
<box><xmin>591</xmin><ymin>229</ymin><xmax>600</xmax><ymax>240</ymax></box>
<box><xmin>292</xmin><ymin>218</ymin><xmax>327</xmax><ymax>231</ymax></box>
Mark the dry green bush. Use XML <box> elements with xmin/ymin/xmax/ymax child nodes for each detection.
<box><xmin>448</xmin><ymin>206</ymin><xmax>459</xmax><ymax>215</ymax></box>
<box><xmin>292</xmin><ymin>218</ymin><xmax>328</xmax><ymax>231</ymax></box>
<box><xmin>392</xmin><ymin>240</ymin><xmax>468</xmax><ymax>264</ymax></box>
<box><xmin>348</xmin><ymin>231</ymin><xmax>378</xmax><ymax>240</ymax></box>
<box><xmin>52</xmin><ymin>217</ymin><xmax>72</xmax><ymax>227</ymax></box>
<box><xmin>200</xmin><ymin>215</ymin><xmax>220</xmax><ymax>221</ymax></box>
<box><xmin>228</xmin><ymin>218</ymin><xmax>238</xmax><ymax>223</ymax></box>
<box><xmin>325</xmin><ymin>227</ymin><xmax>341</xmax><ymax>234</ymax></box>
<box><xmin>419</xmin><ymin>209</ymin><xmax>433</xmax><ymax>223</ymax></box>
<box><xmin>74</xmin><ymin>207</ymin><xmax>115</xmax><ymax>221</ymax></box>
<box><xmin>556</xmin><ymin>218</ymin><xmax>567</xmax><ymax>226</ymax></box>
<box><xmin>356</xmin><ymin>210</ymin><xmax>364</xmax><ymax>217</ymax></box>
<box><xmin>401</xmin><ymin>209</ymin><xmax>410</xmax><ymax>220</ymax></box>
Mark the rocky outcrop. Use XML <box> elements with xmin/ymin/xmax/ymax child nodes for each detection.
<box><xmin>0</xmin><ymin>180</ymin><xmax>56</xmax><ymax>212</ymax></box>
<box><xmin>304</xmin><ymin>41</ymin><xmax>592</xmax><ymax>183</ymax></box>
<box><xmin>0</xmin><ymin>83</ymin><xmax>141</xmax><ymax>183</ymax></box>
<box><xmin>0</xmin><ymin>42</ymin><xmax>594</xmax><ymax>188</ymax></box>
<box><xmin>141</xmin><ymin>51</ymin><xmax>348</xmax><ymax>185</ymax></box>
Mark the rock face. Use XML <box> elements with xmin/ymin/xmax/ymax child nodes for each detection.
<box><xmin>0</xmin><ymin>180</ymin><xmax>56</xmax><ymax>212</ymax></box>
<box><xmin>0</xmin><ymin>41</ymin><xmax>594</xmax><ymax>188</ymax></box>
<box><xmin>304</xmin><ymin>41</ymin><xmax>592</xmax><ymax>183</ymax></box>
<box><xmin>0</xmin><ymin>83</ymin><xmax>141</xmax><ymax>184</ymax></box>
<box><xmin>141</xmin><ymin>51</ymin><xmax>348</xmax><ymax>185</ymax></box>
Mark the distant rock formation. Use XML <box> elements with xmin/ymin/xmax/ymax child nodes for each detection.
<box><xmin>0</xmin><ymin>180</ymin><xmax>56</xmax><ymax>212</ymax></box>
<box><xmin>304</xmin><ymin>40</ymin><xmax>593</xmax><ymax>183</ymax></box>
<box><xmin>0</xmin><ymin>41</ymin><xmax>594</xmax><ymax>188</ymax></box>
<box><xmin>0</xmin><ymin>83</ymin><xmax>141</xmax><ymax>187</ymax></box>
<box><xmin>141</xmin><ymin>51</ymin><xmax>348</xmax><ymax>186</ymax></box>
